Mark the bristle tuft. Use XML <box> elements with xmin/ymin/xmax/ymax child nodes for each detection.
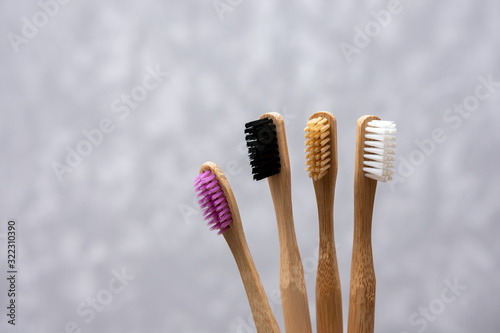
<box><xmin>194</xmin><ymin>170</ymin><xmax>232</xmax><ymax>234</ymax></box>
<box><xmin>363</xmin><ymin>120</ymin><xmax>397</xmax><ymax>182</ymax></box>
<box><xmin>245</xmin><ymin>118</ymin><xmax>281</xmax><ymax>180</ymax></box>
<box><xmin>304</xmin><ymin>116</ymin><xmax>331</xmax><ymax>180</ymax></box>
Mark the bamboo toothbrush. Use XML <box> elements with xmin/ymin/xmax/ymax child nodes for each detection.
<box><xmin>304</xmin><ymin>112</ymin><xmax>343</xmax><ymax>333</ymax></box>
<box><xmin>245</xmin><ymin>113</ymin><xmax>312</xmax><ymax>333</ymax></box>
<box><xmin>194</xmin><ymin>162</ymin><xmax>281</xmax><ymax>333</ymax></box>
<box><xmin>347</xmin><ymin>116</ymin><xmax>396</xmax><ymax>333</ymax></box>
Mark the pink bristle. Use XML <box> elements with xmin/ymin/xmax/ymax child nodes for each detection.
<box><xmin>193</xmin><ymin>170</ymin><xmax>233</xmax><ymax>234</ymax></box>
<box><xmin>194</xmin><ymin>171</ymin><xmax>209</xmax><ymax>186</ymax></box>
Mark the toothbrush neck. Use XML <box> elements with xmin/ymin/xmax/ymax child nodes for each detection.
<box><xmin>353</xmin><ymin>177</ymin><xmax>377</xmax><ymax>246</ymax></box>
<box><xmin>313</xmin><ymin>176</ymin><xmax>336</xmax><ymax>244</ymax></box>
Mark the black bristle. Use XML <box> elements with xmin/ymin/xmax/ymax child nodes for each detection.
<box><xmin>244</xmin><ymin>118</ymin><xmax>281</xmax><ymax>181</ymax></box>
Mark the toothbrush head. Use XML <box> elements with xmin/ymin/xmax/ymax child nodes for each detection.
<box><xmin>363</xmin><ymin>120</ymin><xmax>397</xmax><ymax>182</ymax></box>
<box><xmin>304</xmin><ymin>115</ymin><xmax>333</xmax><ymax>181</ymax></box>
<box><xmin>194</xmin><ymin>168</ymin><xmax>233</xmax><ymax>234</ymax></box>
<box><xmin>244</xmin><ymin>118</ymin><xmax>281</xmax><ymax>181</ymax></box>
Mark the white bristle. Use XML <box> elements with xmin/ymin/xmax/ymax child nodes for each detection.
<box><xmin>365</xmin><ymin>133</ymin><xmax>396</xmax><ymax>141</ymax></box>
<box><xmin>365</xmin><ymin>140</ymin><xmax>396</xmax><ymax>149</ymax></box>
<box><xmin>364</xmin><ymin>154</ymin><xmax>395</xmax><ymax>162</ymax></box>
<box><xmin>364</xmin><ymin>147</ymin><xmax>396</xmax><ymax>155</ymax></box>
<box><xmin>365</xmin><ymin>127</ymin><xmax>397</xmax><ymax>135</ymax></box>
<box><xmin>363</xmin><ymin>120</ymin><xmax>397</xmax><ymax>182</ymax></box>
<box><xmin>367</xmin><ymin>120</ymin><xmax>396</xmax><ymax>128</ymax></box>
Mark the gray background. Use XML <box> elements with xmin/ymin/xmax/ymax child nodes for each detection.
<box><xmin>1</xmin><ymin>0</ymin><xmax>499</xmax><ymax>332</ymax></box>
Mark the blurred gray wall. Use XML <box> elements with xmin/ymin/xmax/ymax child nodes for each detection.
<box><xmin>0</xmin><ymin>0</ymin><xmax>499</xmax><ymax>332</ymax></box>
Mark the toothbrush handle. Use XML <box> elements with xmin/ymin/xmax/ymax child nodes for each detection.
<box><xmin>347</xmin><ymin>230</ymin><xmax>376</xmax><ymax>333</ymax></box>
<box><xmin>269</xmin><ymin>173</ymin><xmax>312</xmax><ymax>333</ymax></box>
<box><xmin>348</xmin><ymin>116</ymin><xmax>379</xmax><ymax>333</ymax></box>
<box><xmin>224</xmin><ymin>227</ymin><xmax>281</xmax><ymax>333</ymax></box>
<box><xmin>348</xmin><ymin>182</ymin><xmax>377</xmax><ymax>333</ymax></box>
<box><xmin>314</xmin><ymin>178</ymin><xmax>343</xmax><ymax>333</ymax></box>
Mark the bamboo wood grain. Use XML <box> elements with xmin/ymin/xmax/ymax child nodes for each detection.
<box><xmin>309</xmin><ymin>112</ymin><xmax>343</xmax><ymax>333</ymax></box>
<box><xmin>200</xmin><ymin>162</ymin><xmax>281</xmax><ymax>333</ymax></box>
<box><xmin>259</xmin><ymin>112</ymin><xmax>312</xmax><ymax>333</ymax></box>
<box><xmin>347</xmin><ymin>115</ymin><xmax>380</xmax><ymax>333</ymax></box>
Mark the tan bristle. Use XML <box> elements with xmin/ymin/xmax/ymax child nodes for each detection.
<box><xmin>304</xmin><ymin>116</ymin><xmax>331</xmax><ymax>180</ymax></box>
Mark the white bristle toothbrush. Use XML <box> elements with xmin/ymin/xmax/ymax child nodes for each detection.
<box><xmin>347</xmin><ymin>116</ymin><xmax>396</xmax><ymax>333</ymax></box>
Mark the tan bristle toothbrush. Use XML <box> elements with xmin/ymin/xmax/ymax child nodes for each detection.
<box><xmin>194</xmin><ymin>162</ymin><xmax>281</xmax><ymax>333</ymax></box>
<box><xmin>347</xmin><ymin>116</ymin><xmax>396</xmax><ymax>333</ymax></box>
<box><xmin>304</xmin><ymin>112</ymin><xmax>343</xmax><ymax>333</ymax></box>
<box><xmin>245</xmin><ymin>113</ymin><xmax>312</xmax><ymax>333</ymax></box>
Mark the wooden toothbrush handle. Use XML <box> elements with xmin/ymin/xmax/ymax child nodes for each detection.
<box><xmin>224</xmin><ymin>227</ymin><xmax>281</xmax><ymax>333</ymax></box>
<box><xmin>348</xmin><ymin>115</ymin><xmax>379</xmax><ymax>333</ymax></box>
<box><xmin>268</xmin><ymin>173</ymin><xmax>312</xmax><ymax>333</ymax></box>
<box><xmin>316</xmin><ymin>242</ymin><xmax>343</xmax><ymax>333</ymax></box>
<box><xmin>279</xmin><ymin>252</ymin><xmax>311</xmax><ymax>333</ymax></box>
<box><xmin>348</xmin><ymin>187</ymin><xmax>377</xmax><ymax>333</ymax></box>
<box><xmin>347</xmin><ymin>238</ymin><xmax>376</xmax><ymax>333</ymax></box>
<box><xmin>314</xmin><ymin>179</ymin><xmax>343</xmax><ymax>333</ymax></box>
